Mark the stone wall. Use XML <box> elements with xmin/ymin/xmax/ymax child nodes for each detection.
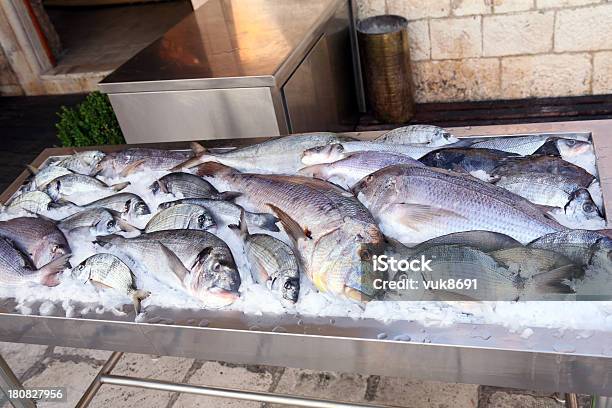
<box><xmin>357</xmin><ymin>0</ymin><xmax>612</xmax><ymax>103</ymax></box>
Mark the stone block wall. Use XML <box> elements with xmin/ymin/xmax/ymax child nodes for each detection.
<box><xmin>357</xmin><ymin>0</ymin><xmax>612</xmax><ymax>102</ymax></box>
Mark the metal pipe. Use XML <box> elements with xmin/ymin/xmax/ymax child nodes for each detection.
<box><xmin>0</xmin><ymin>353</ymin><xmax>36</xmax><ymax>408</ymax></box>
<box><xmin>75</xmin><ymin>352</ymin><xmax>123</xmax><ymax>408</ymax></box>
<box><xmin>100</xmin><ymin>374</ymin><xmax>391</xmax><ymax>408</ymax></box>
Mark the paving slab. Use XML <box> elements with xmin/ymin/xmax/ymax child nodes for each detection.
<box><xmin>373</xmin><ymin>377</ymin><xmax>479</xmax><ymax>408</ymax></box>
<box><xmin>0</xmin><ymin>341</ymin><xmax>49</xmax><ymax>379</ymax></box>
<box><xmin>485</xmin><ymin>391</ymin><xmax>563</xmax><ymax>407</ymax></box>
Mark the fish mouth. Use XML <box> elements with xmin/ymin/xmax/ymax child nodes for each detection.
<box><xmin>200</xmin><ymin>287</ymin><xmax>239</xmax><ymax>307</ymax></box>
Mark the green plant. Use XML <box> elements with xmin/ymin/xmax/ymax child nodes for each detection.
<box><xmin>56</xmin><ymin>91</ymin><xmax>125</xmax><ymax>147</ymax></box>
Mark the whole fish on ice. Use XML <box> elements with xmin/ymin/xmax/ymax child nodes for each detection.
<box><xmin>144</xmin><ymin>203</ymin><xmax>216</xmax><ymax>233</ymax></box>
<box><xmin>301</xmin><ymin>141</ymin><xmax>441</xmax><ymax>165</ymax></box>
<box><xmin>78</xmin><ymin>192</ymin><xmax>151</xmax><ymax>219</ymax></box>
<box><xmin>53</xmin><ymin>150</ymin><xmax>106</xmax><ymax>175</ymax></box>
<box><xmin>46</xmin><ymin>174</ymin><xmax>129</xmax><ymax>204</ymax></box>
<box><xmin>375</xmin><ymin>125</ymin><xmax>459</xmax><ymax>146</ymax></box>
<box><xmin>149</xmin><ymin>172</ymin><xmax>238</xmax><ymax>200</ymax></box>
<box><xmin>0</xmin><ymin>237</ymin><xmax>69</xmax><ymax>287</ymax></box>
<box><xmin>95</xmin><ymin>148</ymin><xmax>193</xmax><ymax>178</ymax></box>
<box><xmin>419</xmin><ymin>148</ymin><xmax>517</xmax><ymax>178</ymax></box>
<box><xmin>1</xmin><ymin>191</ymin><xmax>55</xmax><ymax>215</ymax></box>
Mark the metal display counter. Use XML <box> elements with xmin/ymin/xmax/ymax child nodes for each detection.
<box><xmin>98</xmin><ymin>0</ymin><xmax>361</xmax><ymax>144</ymax></box>
<box><xmin>1</xmin><ymin>121</ymin><xmax>612</xmax><ymax>406</ymax></box>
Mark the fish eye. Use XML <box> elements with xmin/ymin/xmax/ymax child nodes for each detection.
<box><xmin>212</xmin><ymin>262</ymin><xmax>221</xmax><ymax>272</ymax></box>
<box><xmin>566</xmin><ymin>139</ymin><xmax>576</xmax><ymax>146</ymax></box>
<box><xmin>583</xmin><ymin>203</ymin><xmax>595</xmax><ymax>213</ymax></box>
<box><xmin>359</xmin><ymin>248</ymin><xmax>372</xmax><ymax>261</ymax></box>
<box><xmin>284</xmin><ymin>281</ymin><xmax>294</xmax><ymax>290</ymax></box>
<box><xmin>107</xmin><ymin>220</ymin><xmax>116</xmax><ymax>229</ymax></box>
<box><xmin>124</xmin><ymin>199</ymin><xmax>132</xmax><ymax>212</ymax></box>
<box><xmin>150</xmin><ymin>182</ymin><xmax>160</xmax><ymax>194</ymax></box>
<box><xmin>365</xmin><ymin>175</ymin><xmax>374</xmax><ymax>183</ymax></box>
<box><xmin>51</xmin><ymin>244</ymin><xmax>59</xmax><ymax>252</ymax></box>
<box><xmin>334</xmin><ymin>144</ymin><xmax>344</xmax><ymax>153</ymax></box>
<box><xmin>198</xmin><ymin>214</ymin><xmax>208</xmax><ymax>226</ymax></box>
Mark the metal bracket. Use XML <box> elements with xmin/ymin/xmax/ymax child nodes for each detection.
<box><xmin>0</xmin><ymin>353</ymin><xmax>36</xmax><ymax>408</ymax></box>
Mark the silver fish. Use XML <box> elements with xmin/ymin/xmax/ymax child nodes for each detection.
<box><xmin>144</xmin><ymin>203</ymin><xmax>216</xmax><ymax>233</ymax></box>
<box><xmin>1</xmin><ymin>191</ymin><xmax>54</xmax><ymax>215</ymax></box>
<box><xmin>419</xmin><ymin>148</ymin><xmax>518</xmax><ymax>176</ymax></box>
<box><xmin>229</xmin><ymin>210</ymin><xmax>300</xmax><ymax>303</ymax></box>
<box><xmin>195</xmin><ymin>162</ymin><xmax>385</xmax><ymax>301</ymax></box>
<box><xmin>529</xmin><ymin>230</ymin><xmax>612</xmax><ymax>269</ymax></box>
<box><xmin>96</xmin><ymin>230</ymin><xmax>241</xmax><ymax>306</ymax></box>
<box><xmin>25</xmin><ymin>165</ymin><xmax>72</xmax><ymax>191</ymax></box>
<box><xmin>0</xmin><ymin>216</ymin><xmax>70</xmax><ymax>268</ymax></box>
<box><xmin>413</xmin><ymin>230</ymin><xmax>522</xmax><ymax>253</ymax></box>
<box><xmin>299</xmin><ymin>151</ymin><xmax>423</xmax><ymax>189</ymax></box>
<box><xmin>301</xmin><ymin>141</ymin><xmax>439</xmax><ymax>165</ymax></box>
<box><xmin>54</xmin><ymin>151</ymin><xmax>106</xmax><ymax>175</ymax></box>
<box><xmin>563</xmin><ymin>188</ymin><xmax>604</xmax><ymax>222</ymax></box>
<box><xmin>176</xmin><ymin>133</ymin><xmax>353</xmax><ymax>174</ymax></box>
<box><xmin>554</xmin><ymin>138</ymin><xmax>597</xmax><ymax>176</ymax></box>
<box><xmin>46</xmin><ymin>174</ymin><xmax>129</xmax><ymax>204</ymax></box>
<box><xmin>493</xmin><ymin>173</ymin><xmax>591</xmax><ymax>208</ymax></box>
<box><xmin>149</xmin><ymin>172</ymin><xmax>238</xmax><ymax>200</ymax></box>
<box><xmin>0</xmin><ymin>237</ymin><xmax>69</xmax><ymax>287</ymax></box>
<box><xmin>80</xmin><ymin>192</ymin><xmax>151</xmax><ymax>218</ymax></box>
<box><xmin>71</xmin><ymin>253</ymin><xmax>149</xmax><ymax>313</ymax></box>
<box><xmin>353</xmin><ymin>165</ymin><xmax>565</xmax><ymax>245</ymax></box>
<box><xmin>158</xmin><ymin>198</ymin><xmax>279</xmax><ymax>232</ymax></box>
<box><xmin>469</xmin><ymin>135</ymin><xmax>552</xmax><ymax>155</ymax></box>
<box><xmin>375</xmin><ymin>125</ymin><xmax>459</xmax><ymax>146</ymax></box>
<box><xmin>96</xmin><ymin>148</ymin><xmax>193</xmax><ymax>178</ymax></box>
<box><xmin>490</xmin><ymin>155</ymin><xmax>594</xmax><ymax>187</ymax></box>
<box><xmin>56</xmin><ymin>208</ymin><xmax>133</xmax><ymax>235</ymax></box>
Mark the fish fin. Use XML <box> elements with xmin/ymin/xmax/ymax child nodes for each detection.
<box><xmin>267</xmin><ymin>204</ymin><xmax>312</xmax><ymax>241</ymax></box>
<box><xmin>297</xmin><ymin>164</ymin><xmax>327</xmax><ymax>178</ymax></box>
<box><xmin>194</xmin><ymin>162</ymin><xmax>236</xmax><ymax>178</ymax></box>
<box><xmin>157</xmin><ymin>181</ymin><xmax>169</xmax><ymax>194</ymax></box>
<box><xmin>37</xmin><ymin>254</ymin><xmax>71</xmax><ymax>287</ymax></box>
<box><xmin>535</xmin><ymin>204</ymin><xmax>558</xmax><ymax>214</ymax></box>
<box><xmin>93</xmin><ymin>234</ymin><xmax>120</xmax><ymax>247</ymax></box>
<box><xmin>170</xmin><ymin>157</ymin><xmax>206</xmax><ymax>171</ymax></box>
<box><xmin>531</xmin><ymin>264</ymin><xmax>583</xmax><ymax>293</ymax></box>
<box><xmin>344</xmin><ymin>286</ymin><xmax>372</xmax><ymax>303</ymax></box>
<box><xmin>110</xmin><ymin>181</ymin><xmax>130</xmax><ymax>192</ymax></box>
<box><xmin>254</xmin><ymin>212</ymin><xmax>280</xmax><ymax>232</ymax></box>
<box><xmin>116</xmin><ymin>218</ymin><xmax>140</xmax><ymax>233</ymax></box>
<box><xmin>25</xmin><ymin>164</ymin><xmax>39</xmax><ymax>175</ymax></box>
<box><xmin>228</xmin><ymin>209</ymin><xmax>249</xmax><ymax>239</ymax></box>
<box><xmin>48</xmin><ymin>198</ymin><xmax>77</xmax><ymax>210</ymax></box>
<box><xmin>158</xmin><ymin>243</ymin><xmax>190</xmax><ymax>283</ymax></box>
<box><xmin>131</xmin><ymin>289</ymin><xmax>150</xmax><ymax>314</ymax></box>
<box><xmin>119</xmin><ymin>160</ymin><xmax>146</xmax><ymax>177</ymax></box>
<box><xmin>190</xmin><ymin>142</ymin><xmax>207</xmax><ymax>155</ymax></box>
<box><xmin>218</xmin><ymin>191</ymin><xmax>242</xmax><ymax>201</ymax></box>
<box><xmin>388</xmin><ymin>203</ymin><xmax>466</xmax><ymax>231</ymax></box>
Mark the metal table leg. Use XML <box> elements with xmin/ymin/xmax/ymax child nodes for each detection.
<box><xmin>75</xmin><ymin>351</ymin><xmax>123</xmax><ymax>408</ymax></box>
<box><xmin>0</xmin><ymin>353</ymin><xmax>36</xmax><ymax>408</ymax></box>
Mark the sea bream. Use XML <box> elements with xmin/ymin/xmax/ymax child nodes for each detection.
<box><xmin>78</xmin><ymin>192</ymin><xmax>151</xmax><ymax>219</ymax></box>
<box><xmin>0</xmin><ymin>217</ymin><xmax>70</xmax><ymax>268</ymax></box>
<box><xmin>53</xmin><ymin>150</ymin><xmax>106</xmax><ymax>175</ymax></box>
<box><xmin>195</xmin><ymin>162</ymin><xmax>386</xmax><ymax>301</ymax></box>
<box><xmin>71</xmin><ymin>253</ymin><xmax>149</xmax><ymax>313</ymax></box>
<box><xmin>144</xmin><ymin>203</ymin><xmax>216</xmax><ymax>233</ymax></box>
<box><xmin>375</xmin><ymin>125</ymin><xmax>459</xmax><ymax>146</ymax></box>
<box><xmin>53</xmin><ymin>208</ymin><xmax>135</xmax><ymax>235</ymax></box>
<box><xmin>469</xmin><ymin>135</ymin><xmax>554</xmax><ymax>155</ymax></box>
<box><xmin>352</xmin><ymin>165</ymin><xmax>566</xmax><ymax>245</ymax></box>
<box><xmin>0</xmin><ymin>237</ymin><xmax>69</xmax><ymax>287</ymax></box>
<box><xmin>158</xmin><ymin>198</ymin><xmax>279</xmax><ymax>232</ymax></box>
<box><xmin>46</xmin><ymin>174</ymin><xmax>129</xmax><ymax>205</ymax></box>
<box><xmin>301</xmin><ymin>141</ymin><xmax>440</xmax><ymax>165</ymax></box>
<box><xmin>96</xmin><ymin>230</ymin><xmax>241</xmax><ymax>306</ymax></box>
<box><xmin>174</xmin><ymin>133</ymin><xmax>353</xmax><ymax>174</ymax></box>
<box><xmin>24</xmin><ymin>165</ymin><xmax>72</xmax><ymax>191</ymax></box>
<box><xmin>95</xmin><ymin>148</ymin><xmax>194</xmax><ymax>178</ymax></box>
<box><xmin>1</xmin><ymin>191</ymin><xmax>55</xmax><ymax>215</ymax></box>
<box><xmin>490</xmin><ymin>155</ymin><xmax>595</xmax><ymax>187</ymax></box>
<box><xmin>230</xmin><ymin>210</ymin><xmax>300</xmax><ymax>303</ymax></box>
<box><xmin>299</xmin><ymin>151</ymin><xmax>423</xmax><ymax>189</ymax></box>
<box><xmin>149</xmin><ymin>172</ymin><xmax>238</xmax><ymax>200</ymax></box>
<box><xmin>529</xmin><ymin>229</ymin><xmax>612</xmax><ymax>269</ymax></box>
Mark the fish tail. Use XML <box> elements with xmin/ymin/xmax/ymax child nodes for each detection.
<box><xmin>218</xmin><ymin>191</ymin><xmax>242</xmax><ymax>201</ymax></box>
<box><xmin>169</xmin><ymin>142</ymin><xmax>211</xmax><ymax>171</ymax></box>
<box><xmin>131</xmin><ymin>289</ymin><xmax>150</xmax><ymax>314</ymax></box>
<box><xmin>190</xmin><ymin>142</ymin><xmax>207</xmax><ymax>155</ymax></box>
<box><xmin>194</xmin><ymin>162</ymin><xmax>236</xmax><ymax>178</ymax></box>
<box><xmin>37</xmin><ymin>254</ymin><xmax>71</xmax><ymax>287</ymax></box>
<box><xmin>228</xmin><ymin>209</ymin><xmax>249</xmax><ymax>239</ymax></box>
<box><xmin>25</xmin><ymin>164</ymin><xmax>39</xmax><ymax>175</ymax></box>
<box><xmin>110</xmin><ymin>181</ymin><xmax>130</xmax><ymax>192</ymax></box>
<box><xmin>532</xmin><ymin>264</ymin><xmax>584</xmax><ymax>294</ymax></box>
<box><xmin>252</xmin><ymin>212</ymin><xmax>280</xmax><ymax>232</ymax></box>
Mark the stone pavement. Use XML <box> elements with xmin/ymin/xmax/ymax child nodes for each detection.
<box><xmin>1</xmin><ymin>342</ymin><xmax>590</xmax><ymax>408</ymax></box>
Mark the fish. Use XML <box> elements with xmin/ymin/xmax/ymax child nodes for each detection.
<box><xmin>229</xmin><ymin>210</ymin><xmax>300</xmax><ymax>303</ymax></box>
<box><xmin>25</xmin><ymin>164</ymin><xmax>72</xmax><ymax>191</ymax></box>
<box><xmin>45</xmin><ymin>174</ymin><xmax>129</xmax><ymax>204</ymax></box>
<box><xmin>149</xmin><ymin>172</ymin><xmax>239</xmax><ymax>200</ymax></box>
<box><xmin>562</xmin><ymin>188</ymin><xmax>603</xmax><ymax>222</ymax></box>
<box><xmin>158</xmin><ymin>198</ymin><xmax>279</xmax><ymax>232</ymax></box>
<box><xmin>419</xmin><ymin>148</ymin><xmax>518</xmax><ymax>177</ymax></box>
<box><xmin>469</xmin><ymin>135</ymin><xmax>554</xmax><ymax>155</ymax></box>
<box><xmin>174</xmin><ymin>133</ymin><xmax>351</xmax><ymax>174</ymax></box>
<box><xmin>301</xmin><ymin>141</ymin><xmax>440</xmax><ymax>166</ymax></box>
<box><xmin>529</xmin><ymin>229</ymin><xmax>612</xmax><ymax>269</ymax></box>
<box><xmin>1</xmin><ymin>191</ymin><xmax>55</xmax><ymax>215</ymax></box>
<box><xmin>79</xmin><ymin>192</ymin><xmax>151</xmax><ymax>218</ymax></box>
<box><xmin>54</xmin><ymin>208</ymin><xmax>136</xmax><ymax>235</ymax></box>
<box><xmin>298</xmin><ymin>151</ymin><xmax>423</xmax><ymax>189</ymax></box>
<box><xmin>493</xmin><ymin>173</ymin><xmax>594</xmax><ymax>209</ymax></box>
<box><xmin>71</xmin><ymin>253</ymin><xmax>150</xmax><ymax>313</ymax></box>
<box><xmin>375</xmin><ymin>125</ymin><xmax>460</xmax><ymax>146</ymax></box>
<box><xmin>195</xmin><ymin>162</ymin><xmax>385</xmax><ymax>301</ymax></box>
<box><xmin>95</xmin><ymin>148</ymin><xmax>194</xmax><ymax>178</ymax></box>
<box><xmin>352</xmin><ymin>165</ymin><xmax>565</xmax><ymax>245</ymax></box>
<box><xmin>413</xmin><ymin>230</ymin><xmax>522</xmax><ymax>253</ymax></box>
<box><xmin>553</xmin><ymin>138</ymin><xmax>597</xmax><ymax>176</ymax></box>
<box><xmin>0</xmin><ymin>237</ymin><xmax>69</xmax><ymax>287</ymax></box>
<box><xmin>53</xmin><ymin>150</ymin><xmax>106</xmax><ymax>175</ymax></box>
<box><xmin>0</xmin><ymin>217</ymin><xmax>70</xmax><ymax>268</ymax></box>
<box><xmin>489</xmin><ymin>247</ymin><xmax>581</xmax><ymax>276</ymax></box>
<box><xmin>144</xmin><ymin>203</ymin><xmax>216</xmax><ymax>233</ymax></box>
<box><xmin>490</xmin><ymin>155</ymin><xmax>594</xmax><ymax>187</ymax></box>
<box><xmin>95</xmin><ymin>230</ymin><xmax>241</xmax><ymax>306</ymax></box>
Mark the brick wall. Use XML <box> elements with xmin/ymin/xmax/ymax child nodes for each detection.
<box><xmin>357</xmin><ymin>0</ymin><xmax>612</xmax><ymax>103</ymax></box>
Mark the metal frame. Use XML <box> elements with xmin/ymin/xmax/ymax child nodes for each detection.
<box><xmin>1</xmin><ymin>120</ymin><xmax>612</xmax><ymax>407</ymax></box>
